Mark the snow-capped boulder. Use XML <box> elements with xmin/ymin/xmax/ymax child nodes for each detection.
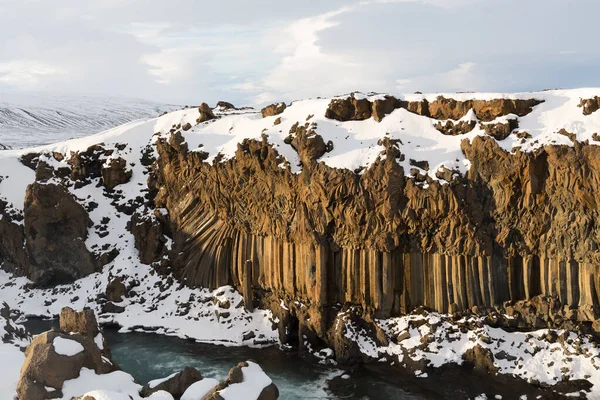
<box><xmin>16</xmin><ymin>308</ymin><xmax>116</xmax><ymax>399</ymax></box>
<box><xmin>204</xmin><ymin>361</ymin><xmax>279</xmax><ymax>400</ymax></box>
<box><xmin>140</xmin><ymin>366</ymin><xmax>203</xmax><ymax>398</ymax></box>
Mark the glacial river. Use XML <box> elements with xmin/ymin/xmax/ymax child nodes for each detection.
<box><xmin>24</xmin><ymin>319</ymin><xmax>423</xmax><ymax>400</ymax></box>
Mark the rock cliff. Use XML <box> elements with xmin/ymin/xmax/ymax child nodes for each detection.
<box><xmin>2</xmin><ymin>88</ymin><xmax>600</xmax><ymax>367</ymax></box>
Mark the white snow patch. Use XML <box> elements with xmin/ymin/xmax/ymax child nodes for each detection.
<box><xmin>53</xmin><ymin>337</ymin><xmax>84</xmax><ymax>357</ymax></box>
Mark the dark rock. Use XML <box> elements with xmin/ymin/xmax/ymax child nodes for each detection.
<box><xmin>482</xmin><ymin>118</ymin><xmax>519</xmax><ymax>140</ymax></box>
<box><xmin>106</xmin><ymin>277</ymin><xmax>127</xmax><ymax>302</ymax></box>
<box><xmin>24</xmin><ymin>183</ymin><xmax>97</xmax><ymax>286</ymax></box>
<box><xmin>141</xmin><ymin>366</ymin><xmax>204</xmax><ymax>398</ymax></box>
<box><xmin>197</xmin><ymin>103</ymin><xmax>216</xmax><ymax>124</ymax></box>
<box><xmin>434</xmin><ymin>120</ymin><xmax>476</xmax><ymax>136</ymax></box>
<box><xmin>578</xmin><ymin>96</ymin><xmax>600</xmax><ymax>115</ymax></box>
<box><xmin>261</xmin><ymin>103</ymin><xmax>286</xmax><ymax>118</ymax></box>
<box><xmin>101</xmin><ymin>157</ymin><xmax>132</xmax><ymax>189</ymax></box>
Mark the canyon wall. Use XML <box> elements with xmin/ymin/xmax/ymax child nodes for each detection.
<box><xmin>148</xmin><ymin>119</ymin><xmax>600</xmax><ymax>329</ymax></box>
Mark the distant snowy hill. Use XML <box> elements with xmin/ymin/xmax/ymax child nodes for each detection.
<box><xmin>0</xmin><ymin>94</ymin><xmax>180</xmax><ymax>148</ymax></box>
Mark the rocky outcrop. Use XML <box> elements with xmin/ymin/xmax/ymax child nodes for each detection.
<box><xmin>128</xmin><ymin>210</ymin><xmax>169</xmax><ymax>264</ymax></box>
<box><xmin>261</xmin><ymin>103</ymin><xmax>286</xmax><ymax>118</ymax></box>
<box><xmin>23</xmin><ymin>183</ymin><xmax>97</xmax><ymax>286</ymax></box>
<box><xmin>325</xmin><ymin>94</ymin><xmax>400</xmax><ymax>122</ymax></box>
<box><xmin>197</xmin><ymin>103</ymin><xmax>215</xmax><ymax>124</ymax></box>
<box><xmin>204</xmin><ymin>361</ymin><xmax>279</xmax><ymax>400</ymax></box>
<box><xmin>16</xmin><ymin>308</ymin><xmax>116</xmax><ymax>400</ymax></box>
<box><xmin>101</xmin><ymin>157</ymin><xmax>132</xmax><ymax>189</ymax></box>
<box><xmin>482</xmin><ymin>118</ymin><xmax>519</xmax><ymax>140</ymax></box>
<box><xmin>325</xmin><ymin>94</ymin><xmax>543</xmax><ymax>124</ymax></box>
<box><xmin>0</xmin><ymin>200</ymin><xmax>28</xmax><ymax>276</ymax></box>
<box><xmin>106</xmin><ymin>277</ymin><xmax>127</xmax><ymax>302</ymax></box>
<box><xmin>287</xmin><ymin>123</ymin><xmax>329</xmax><ymax>166</ymax></box>
<box><xmin>578</xmin><ymin>96</ymin><xmax>600</xmax><ymax>115</ymax></box>
<box><xmin>434</xmin><ymin>120</ymin><xmax>476</xmax><ymax>135</ymax></box>
<box><xmin>140</xmin><ymin>366</ymin><xmax>203</xmax><ymax>397</ymax></box>
<box><xmin>145</xmin><ymin>123</ymin><xmax>600</xmax><ymax>361</ymax></box>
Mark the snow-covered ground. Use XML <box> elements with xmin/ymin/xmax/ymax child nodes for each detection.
<box><xmin>0</xmin><ymin>88</ymin><xmax>600</xmax><ymax>399</ymax></box>
<box><xmin>0</xmin><ymin>93</ymin><xmax>179</xmax><ymax>148</ymax></box>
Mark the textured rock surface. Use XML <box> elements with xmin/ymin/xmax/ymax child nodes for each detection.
<box><xmin>101</xmin><ymin>157</ymin><xmax>132</xmax><ymax>189</ymax></box>
<box><xmin>147</xmin><ymin>125</ymin><xmax>600</xmax><ymax>352</ymax></box>
<box><xmin>16</xmin><ymin>307</ymin><xmax>115</xmax><ymax>400</ymax></box>
<box><xmin>140</xmin><ymin>366</ymin><xmax>203</xmax><ymax>397</ymax></box>
<box><xmin>261</xmin><ymin>102</ymin><xmax>286</xmax><ymax>118</ymax></box>
<box><xmin>203</xmin><ymin>361</ymin><xmax>279</xmax><ymax>400</ymax></box>
<box><xmin>24</xmin><ymin>182</ymin><xmax>97</xmax><ymax>286</ymax></box>
<box><xmin>579</xmin><ymin>96</ymin><xmax>600</xmax><ymax>115</ymax></box>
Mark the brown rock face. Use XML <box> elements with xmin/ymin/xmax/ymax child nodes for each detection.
<box><xmin>288</xmin><ymin>124</ymin><xmax>327</xmax><ymax>166</ymax></box>
<box><xmin>16</xmin><ymin>308</ymin><xmax>115</xmax><ymax>400</ymax></box>
<box><xmin>261</xmin><ymin>102</ymin><xmax>286</xmax><ymax>118</ymax></box>
<box><xmin>148</xmin><ymin>126</ymin><xmax>600</xmax><ymax>357</ymax></box>
<box><xmin>24</xmin><ymin>183</ymin><xmax>97</xmax><ymax>286</ymax></box>
<box><xmin>106</xmin><ymin>277</ymin><xmax>127</xmax><ymax>302</ymax></box>
<box><xmin>482</xmin><ymin>118</ymin><xmax>519</xmax><ymax>140</ymax></box>
<box><xmin>101</xmin><ymin>157</ymin><xmax>132</xmax><ymax>189</ymax></box>
<box><xmin>68</xmin><ymin>145</ymin><xmax>113</xmax><ymax>182</ymax></box>
<box><xmin>325</xmin><ymin>94</ymin><xmax>401</xmax><ymax>122</ymax></box>
<box><xmin>434</xmin><ymin>120</ymin><xmax>476</xmax><ymax>136</ymax></box>
<box><xmin>0</xmin><ymin>200</ymin><xmax>28</xmax><ymax>276</ymax></box>
<box><xmin>128</xmin><ymin>211</ymin><xmax>168</xmax><ymax>264</ymax></box>
<box><xmin>140</xmin><ymin>366</ymin><xmax>204</xmax><ymax>397</ymax></box>
<box><xmin>197</xmin><ymin>103</ymin><xmax>216</xmax><ymax>124</ymax></box>
<box><xmin>415</xmin><ymin>96</ymin><xmax>544</xmax><ymax>122</ymax></box>
<box><xmin>578</xmin><ymin>96</ymin><xmax>600</xmax><ymax>115</ymax></box>
<box><xmin>204</xmin><ymin>361</ymin><xmax>279</xmax><ymax>400</ymax></box>
<box><xmin>325</xmin><ymin>94</ymin><xmax>542</xmax><ymax>124</ymax></box>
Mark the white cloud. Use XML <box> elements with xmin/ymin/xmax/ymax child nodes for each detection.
<box><xmin>0</xmin><ymin>60</ymin><xmax>66</xmax><ymax>88</ymax></box>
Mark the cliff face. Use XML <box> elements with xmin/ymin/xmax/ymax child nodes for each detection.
<box><xmin>2</xmin><ymin>88</ymin><xmax>600</xmax><ymax>344</ymax></box>
<box><xmin>149</xmin><ymin>128</ymin><xmax>600</xmax><ymax>326</ymax></box>
<box><xmin>142</xmin><ymin>93</ymin><xmax>600</xmax><ymax>348</ymax></box>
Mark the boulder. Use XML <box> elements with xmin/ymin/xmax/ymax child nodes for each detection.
<box><xmin>24</xmin><ymin>182</ymin><xmax>97</xmax><ymax>286</ymax></box>
<box><xmin>578</xmin><ymin>96</ymin><xmax>600</xmax><ymax>115</ymax></box>
<box><xmin>141</xmin><ymin>366</ymin><xmax>203</xmax><ymax>397</ymax></box>
<box><xmin>106</xmin><ymin>277</ymin><xmax>127</xmax><ymax>302</ymax></box>
<box><xmin>261</xmin><ymin>103</ymin><xmax>286</xmax><ymax>118</ymax></box>
<box><xmin>463</xmin><ymin>345</ymin><xmax>498</xmax><ymax>375</ymax></box>
<box><xmin>216</xmin><ymin>101</ymin><xmax>235</xmax><ymax>110</ymax></box>
<box><xmin>197</xmin><ymin>103</ymin><xmax>215</xmax><ymax>124</ymax></box>
<box><xmin>101</xmin><ymin>157</ymin><xmax>132</xmax><ymax>189</ymax></box>
<box><xmin>482</xmin><ymin>118</ymin><xmax>519</xmax><ymax>140</ymax></box>
<box><xmin>16</xmin><ymin>307</ymin><xmax>116</xmax><ymax>400</ymax></box>
<box><xmin>59</xmin><ymin>307</ymin><xmax>103</xmax><ymax>341</ymax></box>
<box><xmin>204</xmin><ymin>361</ymin><xmax>278</xmax><ymax>400</ymax></box>
<box><xmin>434</xmin><ymin>120</ymin><xmax>476</xmax><ymax>135</ymax></box>
<box><xmin>288</xmin><ymin>123</ymin><xmax>327</xmax><ymax>166</ymax></box>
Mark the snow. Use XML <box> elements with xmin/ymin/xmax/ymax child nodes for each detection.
<box><xmin>95</xmin><ymin>333</ymin><xmax>104</xmax><ymax>350</ymax></box>
<box><xmin>53</xmin><ymin>336</ymin><xmax>85</xmax><ymax>356</ymax></box>
<box><xmin>0</xmin><ymin>343</ymin><xmax>25</xmax><ymax>396</ymax></box>
<box><xmin>0</xmin><ymin>93</ymin><xmax>179</xmax><ymax>149</ymax></box>
<box><xmin>61</xmin><ymin>368</ymin><xmax>143</xmax><ymax>400</ymax></box>
<box><xmin>218</xmin><ymin>361</ymin><xmax>273</xmax><ymax>400</ymax></box>
<box><xmin>181</xmin><ymin>378</ymin><xmax>220</xmax><ymax>400</ymax></box>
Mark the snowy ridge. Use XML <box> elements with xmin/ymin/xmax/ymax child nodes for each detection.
<box><xmin>0</xmin><ymin>93</ymin><xmax>179</xmax><ymax>149</ymax></box>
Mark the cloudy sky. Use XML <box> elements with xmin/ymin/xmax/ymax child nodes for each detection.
<box><xmin>1</xmin><ymin>0</ymin><xmax>599</xmax><ymax>106</ymax></box>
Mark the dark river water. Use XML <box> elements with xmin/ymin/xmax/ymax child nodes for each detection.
<box><xmin>24</xmin><ymin>319</ymin><xmax>423</xmax><ymax>400</ymax></box>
